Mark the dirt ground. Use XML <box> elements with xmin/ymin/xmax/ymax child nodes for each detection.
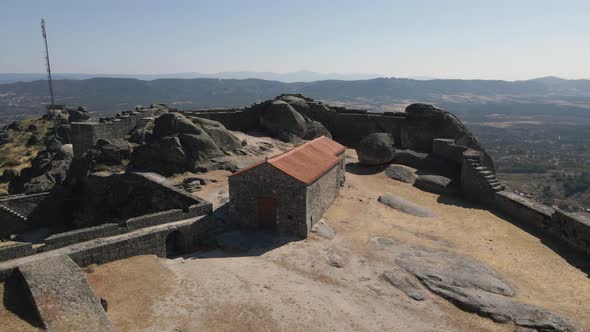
<box><xmin>83</xmin><ymin>150</ymin><xmax>590</xmax><ymax>331</ymax></box>
<box><xmin>2</xmin><ymin>147</ymin><xmax>589</xmax><ymax>331</ymax></box>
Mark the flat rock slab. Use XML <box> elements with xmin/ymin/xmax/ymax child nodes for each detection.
<box><xmin>378</xmin><ymin>193</ymin><xmax>433</xmax><ymax>218</ymax></box>
<box><xmin>413</xmin><ymin>174</ymin><xmax>457</xmax><ymax>195</ymax></box>
<box><xmin>393</xmin><ymin>245</ymin><xmax>579</xmax><ymax>332</ymax></box>
<box><xmin>311</xmin><ymin>219</ymin><xmax>336</xmax><ymax>239</ymax></box>
<box><xmin>17</xmin><ymin>255</ymin><xmax>114</xmax><ymax>332</ymax></box>
<box><xmin>384</xmin><ymin>165</ymin><xmax>417</xmax><ymax>184</ymax></box>
<box><xmin>382</xmin><ymin>267</ymin><xmax>427</xmax><ymax>301</ymax></box>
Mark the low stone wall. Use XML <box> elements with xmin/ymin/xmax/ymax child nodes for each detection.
<box><xmin>0</xmin><ymin>217</ymin><xmax>208</xmax><ymax>281</ymax></box>
<box><xmin>491</xmin><ymin>190</ymin><xmax>590</xmax><ymax>255</ymax></box>
<box><xmin>493</xmin><ymin>191</ymin><xmax>554</xmax><ymax>230</ymax></box>
<box><xmin>39</xmin><ymin>223</ymin><xmax>121</xmax><ymax>252</ymax></box>
<box><xmin>124</xmin><ymin>204</ymin><xmax>209</xmax><ymax>230</ymax></box>
<box><xmin>0</xmin><ymin>242</ymin><xmax>34</xmax><ymax>262</ymax></box>
<box><xmin>550</xmin><ymin>210</ymin><xmax>590</xmax><ymax>255</ymax></box>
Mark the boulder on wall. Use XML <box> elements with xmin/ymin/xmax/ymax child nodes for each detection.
<box><xmin>277</xmin><ymin>94</ymin><xmax>312</xmax><ymax>117</ymax></box>
<box><xmin>94</xmin><ymin>139</ymin><xmax>132</xmax><ymax>165</ymax></box>
<box><xmin>356</xmin><ymin>133</ymin><xmax>396</xmax><ymax>165</ymax></box>
<box><xmin>403</xmin><ymin>103</ymin><xmax>495</xmax><ymax>171</ymax></box>
<box><xmin>67</xmin><ymin>106</ymin><xmax>90</xmax><ymax>123</ymax></box>
<box><xmin>189</xmin><ymin>116</ymin><xmax>244</xmax><ymax>151</ymax></box>
<box><xmin>304</xmin><ymin>120</ymin><xmax>332</xmax><ymax>140</ymax></box>
<box><xmin>259</xmin><ymin>100</ymin><xmax>307</xmax><ymax>141</ymax></box>
<box><xmin>153</xmin><ymin>112</ymin><xmax>203</xmax><ymax>138</ymax></box>
<box><xmin>54</xmin><ymin>124</ymin><xmax>72</xmax><ymax>144</ymax></box>
<box><xmin>178</xmin><ymin>133</ymin><xmax>225</xmax><ymax>162</ymax></box>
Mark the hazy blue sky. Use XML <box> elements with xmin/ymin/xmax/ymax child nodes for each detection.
<box><xmin>1</xmin><ymin>0</ymin><xmax>588</xmax><ymax>80</ymax></box>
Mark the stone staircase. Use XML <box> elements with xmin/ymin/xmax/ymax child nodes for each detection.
<box><xmin>464</xmin><ymin>154</ymin><xmax>505</xmax><ymax>192</ymax></box>
<box><xmin>0</xmin><ymin>204</ymin><xmax>28</xmax><ymax>222</ymax></box>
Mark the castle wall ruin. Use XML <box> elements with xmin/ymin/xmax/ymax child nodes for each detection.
<box><xmin>60</xmin><ymin>96</ymin><xmax>590</xmax><ymax>260</ymax></box>
<box><xmin>70</xmin><ymin>107</ymin><xmax>162</xmax><ymax>158</ymax></box>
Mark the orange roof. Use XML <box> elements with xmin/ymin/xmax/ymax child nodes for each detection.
<box><xmin>232</xmin><ymin>136</ymin><xmax>346</xmax><ymax>185</ymax></box>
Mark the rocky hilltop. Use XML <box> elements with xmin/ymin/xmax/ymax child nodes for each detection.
<box><xmin>0</xmin><ymin>95</ymin><xmax>588</xmax><ymax>331</ymax></box>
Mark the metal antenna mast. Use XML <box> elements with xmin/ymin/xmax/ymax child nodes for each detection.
<box><xmin>41</xmin><ymin>18</ymin><xmax>55</xmax><ymax>105</ymax></box>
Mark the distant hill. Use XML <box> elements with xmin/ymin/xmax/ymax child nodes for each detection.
<box><xmin>0</xmin><ymin>71</ymin><xmax>380</xmax><ymax>84</ymax></box>
<box><xmin>1</xmin><ymin>76</ymin><xmax>590</xmax><ymax>120</ymax></box>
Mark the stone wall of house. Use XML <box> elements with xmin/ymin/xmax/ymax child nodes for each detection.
<box><xmin>229</xmin><ymin>163</ymin><xmax>308</xmax><ymax>236</ymax></box>
<box><xmin>306</xmin><ymin>160</ymin><xmax>342</xmax><ymax>232</ymax></box>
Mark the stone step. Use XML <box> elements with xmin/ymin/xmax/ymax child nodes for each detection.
<box><xmin>491</xmin><ymin>185</ymin><xmax>503</xmax><ymax>191</ymax></box>
<box><xmin>483</xmin><ymin>174</ymin><xmax>496</xmax><ymax>179</ymax></box>
<box><xmin>474</xmin><ymin>166</ymin><xmax>488</xmax><ymax>171</ymax></box>
<box><xmin>479</xmin><ymin>170</ymin><xmax>493</xmax><ymax>175</ymax></box>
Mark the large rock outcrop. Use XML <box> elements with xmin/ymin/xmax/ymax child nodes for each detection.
<box><xmin>356</xmin><ymin>133</ymin><xmax>396</xmax><ymax>165</ymax></box>
<box><xmin>9</xmin><ymin>145</ymin><xmax>73</xmax><ymax>194</ymax></box>
<box><xmin>403</xmin><ymin>103</ymin><xmax>495</xmax><ymax>171</ymax></box>
<box><xmin>130</xmin><ymin>113</ymin><xmax>240</xmax><ymax>175</ymax></box>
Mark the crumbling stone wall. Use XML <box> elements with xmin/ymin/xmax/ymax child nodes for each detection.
<box><xmin>185</xmin><ymin>105</ymin><xmax>407</xmax><ymax>146</ymax></box>
<box><xmin>0</xmin><ymin>192</ymin><xmax>51</xmax><ymax>238</ymax></box>
<box><xmin>0</xmin><ymin>217</ymin><xmax>207</xmax><ymax>282</ymax></box>
<box><xmin>183</xmin><ymin>108</ymin><xmax>259</xmax><ymax>132</ymax></box>
<box><xmin>0</xmin><ymin>192</ymin><xmax>51</xmax><ymax>218</ymax></box>
<box><xmin>71</xmin><ymin>108</ymin><xmax>162</xmax><ymax>158</ymax></box>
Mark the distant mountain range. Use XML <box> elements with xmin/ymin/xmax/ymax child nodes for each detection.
<box><xmin>0</xmin><ymin>71</ymin><xmax>383</xmax><ymax>84</ymax></box>
<box><xmin>1</xmin><ymin>76</ymin><xmax>589</xmax><ymax>119</ymax></box>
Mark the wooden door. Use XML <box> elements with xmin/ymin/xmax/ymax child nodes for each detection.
<box><xmin>258</xmin><ymin>197</ymin><xmax>277</xmax><ymax>229</ymax></box>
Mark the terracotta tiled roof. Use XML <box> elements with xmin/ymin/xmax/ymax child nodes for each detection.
<box><xmin>231</xmin><ymin>136</ymin><xmax>346</xmax><ymax>184</ymax></box>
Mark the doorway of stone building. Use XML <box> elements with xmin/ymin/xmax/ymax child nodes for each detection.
<box><xmin>258</xmin><ymin>197</ymin><xmax>277</xmax><ymax>230</ymax></box>
<box><xmin>165</xmin><ymin>230</ymin><xmax>184</xmax><ymax>258</ymax></box>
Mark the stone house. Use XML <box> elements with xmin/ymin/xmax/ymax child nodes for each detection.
<box><xmin>228</xmin><ymin>136</ymin><xmax>346</xmax><ymax>237</ymax></box>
